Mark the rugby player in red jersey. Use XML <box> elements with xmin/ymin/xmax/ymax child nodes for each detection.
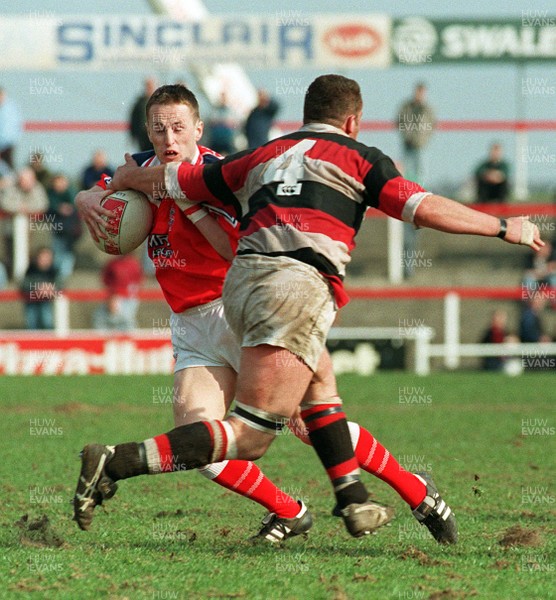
<box><xmin>75</xmin><ymin>84</ymin><xmax>312</xmax><ymax>542</ymax></box>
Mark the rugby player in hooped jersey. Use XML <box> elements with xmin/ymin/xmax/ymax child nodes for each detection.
<box><xmin>75</xmin><ymin>83</ymin><xmax>465</xmax><ymax>544</ymax></box>
<box><xmin>74</xmin><ymin>84</ymin><xmax>315</xmax><ymax>542</ymax></box>
<box><xmin>75</xmin><ymin>74</ymin><xmax>542</xmax><ymax>544</ymax></box>
<box><xmin>76</xmin><ymin>86</ymin><xmax>466</xmax><ymax>542</ymax></box>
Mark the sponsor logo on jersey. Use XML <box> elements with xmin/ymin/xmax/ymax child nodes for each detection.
<box><xmin>149</xmin><ymin>234</ymin><xmax>170</xmax><ymax>249</ymax></box>
<box><xmin>277</xmin><ymin>183</ymin><xmax>302</xmax><ymax>196</ymax></box>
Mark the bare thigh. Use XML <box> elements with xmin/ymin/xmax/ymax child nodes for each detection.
<box><xmin>228</xmin><ymin>345</ymin><xmax>315</xmax><ymax>459</ymax></box>
<box><xmin>173</xmin><ymin>366</ymin><xmax>237</xmax><ymax>427</ymax></box>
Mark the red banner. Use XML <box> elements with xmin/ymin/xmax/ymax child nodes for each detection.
<box><xmin>0</xmin><ymin>333</ymin><xmax>174</xmax><ymax>375</ymax></box>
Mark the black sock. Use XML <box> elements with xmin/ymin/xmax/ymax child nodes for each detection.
<box><xmin>164</xmin><ymin>422</ymin><xmax>214</xmax><ymax>469</ymax></box>
<box><xmin>303</xmin><ymin>406</ymin><xmax>368</xmax><ymax>509</ymax></box>
<box><xmin>105</xmin><ymin>442</ymin><xmax>148</xmax><ymax>481</ymax></box>
<box><xmin>106</xmin><ymin>422</ymin><xmax>215</xmax><ymax>481</ymax></box>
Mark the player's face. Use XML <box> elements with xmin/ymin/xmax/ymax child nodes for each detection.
<box><xmin>146</xmin><ymin>103</ymin><xmax>204</xmax><ymax>164</ymax></box>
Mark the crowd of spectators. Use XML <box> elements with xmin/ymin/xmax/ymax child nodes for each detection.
<box><xmin>0</xmin><ymin>81</ymin><xmax>553</xmax><ymax>341</ymax></box>
<box><xmin>190</xmin><ymin>88</ymin><xmax>280</xmax><ymax>156</ymax></box>
<box><xmin>0</xmin><ymin>93</ymin><xmax>123</xmax><ymax>329</ymax></box>
<box><xmin>479</xmin><ymin>238</ymin><xmax>556</xmax><ymax>372</ymax></box>
<box><xmin>0</xmin><ymin>149</ymin><xmax>115</xmax><ymax>289</ymax></box>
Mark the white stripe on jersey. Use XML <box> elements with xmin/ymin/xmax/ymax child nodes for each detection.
<box><xmin>141</xmin><ymin>155</ymin><xmax>160</xmax><ymax>167</ymax></box>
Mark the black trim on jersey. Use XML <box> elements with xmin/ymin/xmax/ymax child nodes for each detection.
<box><xmin>202</xmin><ymin>160</ymin><xmax>243</xmax><ymax>217</ymax></box>
<box><xmin>247</xmin><ymin>129</ymin><xmax>396</xmax><ymax>214</ymax></box>
<box><xmin>362</xmin><ymin>157</ymin><xmax>402</xmax><ymax>209</ymax></box>
<box><xmin>243</xmin><ymin>181</ymin><xmax>366</xmax><ymax>232</ymax></box>
<box><xmin>237</xmin><ymin>247</ymin><xmax>342</xmax><ymax>280</ymax></box>
<box><xmin>201</xmin><ymin>153</ymin><xmax>221</xmax><ymax>164</ymax></box>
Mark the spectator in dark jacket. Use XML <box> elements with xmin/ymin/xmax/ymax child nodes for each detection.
<box><xmin>20</xmin><ymin>246</ymin><xmax>59</xmax><ymax>329</ymax></box>
<box><xmin>480</xmin><ymin>309</ymin><xmax>509</xmax><ymax>371</ymax></box>
<box><xmin>81</xmin><ymin>150</ymin><xmax>114</xmax><ymax>190</ymax></box>
<box><xmin>47</xmin><ymin>173</ymin><xmax>82</xmax><ymax>283</ymax></box>
<box><xmin>519</xmin><ymin>296</ymin><xmax>550</xmax><ymax>343</ymax></box>
<box><xmin>28</xmin><ymin>152</ymin><xmax>53</xmax><ymax>188</ymax></box>
<box><xmin>129</xmin><ymin>77</ymin><xmax>157</xmax><ymax>152</ymax></box>
<box><xmin>475</xmin><ymin>143</ymin><xmax>510</xmax><ymax>203</ymax></box>
<box><xmin>244</xmin><ymin>89</ymin><xmax>280</xmax><ymax>148</ymax></box>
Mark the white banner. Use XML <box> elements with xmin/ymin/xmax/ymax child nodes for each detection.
<box><xmin>0</xmin><ymin>14</ymin><xmax>391</xmax><ymax>70</ymax></box>
<box><xmin>0</xmin><ymin>334</ymin><xmax>174</xmax><ymax>375</ymax></box>
<box><xmin>0</xmin><ymin>330</ymin><xmax>404</xmax><ymax>375</ymax></box>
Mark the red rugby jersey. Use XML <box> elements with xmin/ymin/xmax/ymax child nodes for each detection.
<box><xmin>99</xmin><ymin>145</ymin><xmax>238</xmax><ymax>313</ymax></box>
<box><xmin>166</xmin><ymin>124</ymin><xmax>430</xmax><ymax>307</ymax></box>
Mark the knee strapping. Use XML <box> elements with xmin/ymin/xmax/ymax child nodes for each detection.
<box><xmin>231</xmin><ymin>401</ymin><xmax>288</xmax><ymax>435</ymax></box>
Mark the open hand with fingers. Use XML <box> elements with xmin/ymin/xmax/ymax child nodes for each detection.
<box><xmin>75</xmin><ymin>187</ymin><xmax>115</xmax><ymax>242</ymax></box>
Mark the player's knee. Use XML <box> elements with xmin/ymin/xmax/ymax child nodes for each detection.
<box><xmin>228</xmin><ymin>417</ymin><xmax>274</xmax><ymax>461</ymax></box>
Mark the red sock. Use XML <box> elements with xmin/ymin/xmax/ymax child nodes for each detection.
<box><xmin>290</xmin><ymin>418</ymin><xmax>427</xmax><ymax>509</ymax></box>
<box><xmin>199</xmin><ymin>460</ymin><xmax>300</xmax><ymax>519</ymax></box>
<box><xmin>349</xmin><ymin>423</ymin><xmax>426</xmax><ymax>509</ymax></box>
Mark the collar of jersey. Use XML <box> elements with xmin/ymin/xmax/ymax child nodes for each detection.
<box><xmin>299</xmin><ymin>122</ymin><xmax>348</xmax><ymax>137</ymax></box>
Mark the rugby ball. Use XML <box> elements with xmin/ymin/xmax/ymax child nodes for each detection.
<box><xmin>94</xmin><ymin>190</ymin><xmax>153</xmax><ymax>255</ymax></box>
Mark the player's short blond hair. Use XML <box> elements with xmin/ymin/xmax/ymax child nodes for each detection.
<box><xmin>146</xmin><ymin>84</ymin><xmax>201</xmax><ymax>122</ymax></box>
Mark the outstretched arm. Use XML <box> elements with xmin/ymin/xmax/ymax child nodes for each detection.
<box><xmin>413</xmin><ymin>194</ymin><xmax>544</xmax><ymax>251</ymax></box>
<box><xmin>110</xmin><ymin>153</ymin><xmax>167</xmax><ymax>197</ymax></box>
<box><xmin>110</xmin><ymin>154</ymin><xmax>211</xmax><ymax>205</ymax></box>
<box><xmin>110</xmin><ymin>154</ymin><xmax>233</xmax><ymax>261</ymax></box>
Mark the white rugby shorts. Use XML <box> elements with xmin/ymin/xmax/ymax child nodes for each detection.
<box><xmin>170</xmin><ymin>297</ymin><xmax>240</xmax><ymax>373</ymax></box>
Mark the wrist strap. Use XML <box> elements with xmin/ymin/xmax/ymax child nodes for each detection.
<box><xmin>497</xmin><ymin>218</ymin><xmax>507</xmax><ymax>239</ymax></box>
<box><xmin>187</xmin><ymin>207</ymin><xmax>208</xmax><ymax>224</ymax></box>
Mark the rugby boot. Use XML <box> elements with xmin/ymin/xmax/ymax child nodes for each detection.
<box><xmin>253</xmin><ymin>500</ymin><xmax>313</xmax><ymax>543</ymax></box>
<box><xmin>73</xmin><ymin>444</ymin><xmax>118</xmax><ymax>531</ymax></box>
<box><xmin>412</xmin><ymin>472</ymin><xmax>458</xmax><ymax>544</ymax></box>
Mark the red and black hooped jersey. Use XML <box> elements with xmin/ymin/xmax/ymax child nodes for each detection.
<box><xmin>166</xmin><ymin>124</ymin><xmax>431</xmax><ymax>307</ymax></box>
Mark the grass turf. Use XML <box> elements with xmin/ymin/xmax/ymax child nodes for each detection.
<box><xmin>1</xmin><ymin>373</ymin><xmax>554</xmax><ymax>599</ymax></box>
